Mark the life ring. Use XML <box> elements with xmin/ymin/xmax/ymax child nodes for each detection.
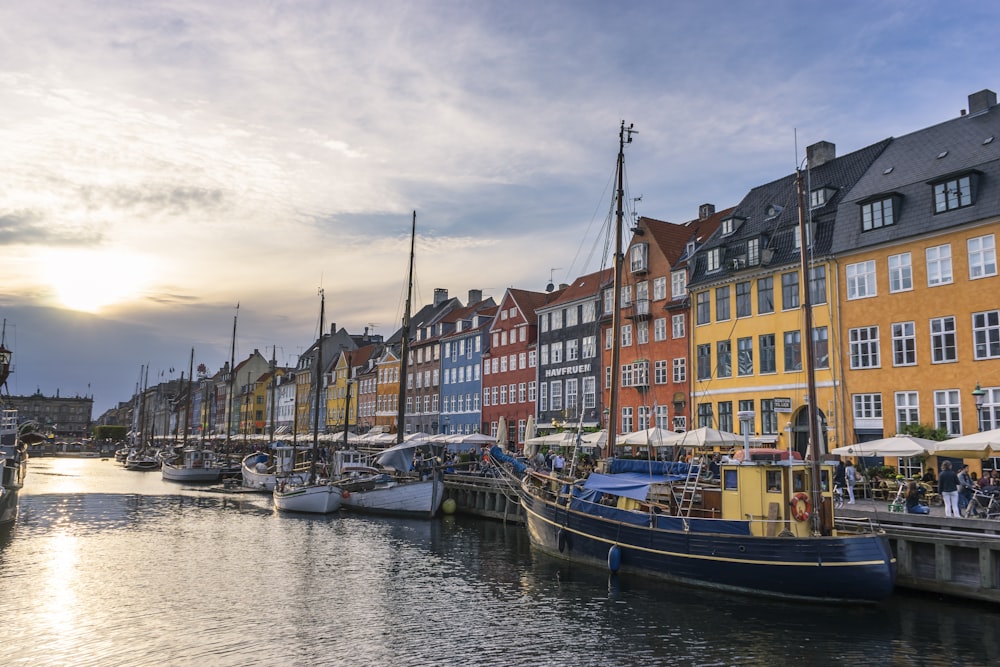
<box><xmin>341</xmin><ymin>489</ymin><xmax>350</xmax><ymax>499</ymax></box>
<box><xmin>789</xmin><ymin>492</ymin><xmax>811</xmax><ymax>522</ymax></box>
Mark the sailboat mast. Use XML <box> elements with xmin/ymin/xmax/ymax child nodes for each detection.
<box><xmin>183</xmin><ymin>348</ymin><xmax>194</xmax><ymax>447</ymax></box>
<box><xmin>269</xmin><ymin>346</ymin><xmax>277</xmax><ymax>441</ymax></box>
<box><xmin>343</xmin><ymin>351</ymin><xmax>353</xmax><ymax>451</ymax></box>
<box><xmin>396</xmin><ymin>210</ymin><xmax>416</xmax><ymax>445</ymax></box>
<box><xmin>225</xmin><ymin>304</ymin><xmax>239</xmax><ymax>453</ymax></box>
<box><xmin>311</xmin><ymin>290</ymin><xmax>325</xmax><ymax>481</ymax></box>
<box><xmin>796</xmin><ymin>166</ymin><xmax>826</xmax><ymax>534</ymax></box>
<box><xmin>606</xmin><ymin>122</ymin><xmax>634</xmax><ymax>456</ymax></box>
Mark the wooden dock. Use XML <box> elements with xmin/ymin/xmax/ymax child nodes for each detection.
<box><xmin>838</xmin><ymin>502</ymin><xmax>1000</xmax><ymax>603</ymax></box>
<box><xmin>443</xmin><ymin>473</ymin><xmax>525</xmax><ymax>525</ymax></box>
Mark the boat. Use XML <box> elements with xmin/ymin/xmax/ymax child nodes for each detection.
<box><xmin>516</xmin><ymin>123</ymin><xmax>896</xmax><ymax>603</ymax></box>
<box><xmin>241</xmin><ymin>443</ymin><xmax>312</xmax><ymax>491</ymax></box>
<box><xmin>334</xmin><ymin>212</ymin><xmax>443</xmax><ymax>518</ymax></box>
<box><xmin>1</xmin><ymin>325</ymin><xmax>34</xmax><ymax>526</ymax></box>
<box><xmin>272</xmin><ymin>289</ymin><xmax>343</xmax><ymax>514</ymax></box>
<box><xmin>124</xmin><ymin>446</ymin><xmax>160</xmax><ymax>471</ymax></box>
<box><xmin>161</xmin><ymin>447</ymin><xmax>224</xmax><ymax>482</ymax></box>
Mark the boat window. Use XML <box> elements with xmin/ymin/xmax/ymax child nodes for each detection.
<box><xmin>820</xmin><ymin>469</ymin><xmax>830</xmax><ymax>492</ymax></box>
<box><xmin>766</xmin><ymin>470</ymin><xmax>782</xmax><ymax>492</ymax></box>
<box><xmin>723</xmin><ymin>469</ymin><xmax>738</xmax><ymax>490</ymax></box>
<box><xmin>792</xmin><ymin>471</ymin><xmax>807</xmax><ymax>492</ymax></box>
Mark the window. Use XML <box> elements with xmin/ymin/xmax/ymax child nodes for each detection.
<box><xmin>846</xmin><ymin>260</ymin><xmax>876</xmax><ymax>299</ymax></box>
<box><xmin>653</xmin><ymin>317</ymin><xmax>667</xmax><ymax>342</ymax></box>
<box><xmin>655</xmin><ymin>405</ymin><xmax>669</xmax><ymax>430</ymax></box>
<box><xmin>654</xmin><ymin>360</ymin><xmax>668</xmax><ymax>384</ymax></box>
<box><xmin>759</xmin><ymin>334</ymin><xmax>776</xmax><ymax>374</ymax></box>
<box><xmin>737</xmin><ymin>337</ymin><xmax>753</xmax><ymax>376</ymax></box>
<box><xmin>926</xmin><ymin>244</ymin><xmax>953</xmax><ymax>286</ymax></box>
<box><xmin>528</xmin><ymin>381</ymin><xmax>536</xmax><ymax>402</ymax></box>
<box><xmin>747</xmin><ymin>237</ymin><xmax>760</xmax><ymax>266</ymax></box>
<box><xmin>716</xmin><ymin>286</ymin><xmax>730</xmax><ymax>321</ymax></box>
<box><xmin>566</xmin><ymin>338</ymin><xmax>579</xmax><ymax>361</ymax></box>
<box><xmin>781</xmin><ymin>272</ymin><xmax>799</xmax><ymax>310</ymax></box>
<box><xmin>717</xmin><ymin>401</ymin><xmax>733</xmax><ymax>433</ymax></box>
<box><xmin>582</xmin><ymin>335</ymin><xmax>596</xmax><ymax>359</ymax></box>
<box><xmin>934</xmin><ymin>389</ymin><xmax>962</xmax><ymax>436</ymax></box>
<box><xmin>551</xmin><ymin>309</ymin><xmax>562</xmax><ymax>330</ymax></box>
<box><xmin>565</xmin><ymin>379</ymin><xmax>578</xmax><ymax>411</ymax></box>
<box><xmin>696</xmin><ymin>292</ymin><xmax>710</xmax><ymax>325</ymax></box>
<box><xmin>892</xmin><ymin>321</ymin><xmax>916</xmax><ymax>366</ymax></box>
<box><xmin>853</xmin><ymin>393</ymin><xmax>882</xmax><ymax>419</ymax></box>
<box><xmin>539</xmin><ymin>345</ymin><xmax>548</xmax><ymax>366</ymax></box>
<box><xmin>671</xmin><ymin>271</ymin><xmax>687</xmax><ymax>299</ymax></box>
<box><xmin>621</xmin><ymin>407</ymin><xmax>633</xmax><ymax>434</ymax></box>
<box><xmin>697</xmin><ymin>344</ymin><xmax>712</xmax><ymax>380</ymax></box>
<box><xmin>653</xmin><ymin>277</ymin><xmax>667</xmax><ymax>300</ymax></box>
<box><xmin>697</xmin><ymin>403</ymin><xmax>714</xmax><ymax>428</ymax></box>
<box><xmin>630</xmin><ymin>242</ymin><xmax>648</xmax><ymax>273</ymax></box>
<box><xmin>582</xmin><ymin>301</ymin><xmax>596</xmax><ymax>323</ymax></box>
<box><xmin>736</xmin><ymin>281</ymin><xmax>751</xmax><ymax>318</ymax></box>
<box><xmin>849</xmin><ymin>326</ymin><xmax>880</xmax><ymax>369</ymax></box>
<box><xmin>636</xmin><ymin>322</ymin><xmax>649</xmax><ymax>345</ymax></box>
<box><xmin>812</xmin><ymin>326</ymin><xmax>829</xmax><ymax>369</ymax></box>
<box><xmin>969</xmin><ymin>235</ymin><xmax>997</xmax><ymax>279</ymax></box>
<box><xmin>809</xmin><ymin>266</ymin><xmax>826</xmax><ymax>305</ymax></box>
<box><xmin>621</xmin><ymin>285</ymin><xmax>632</xmax><ymax>308</ymax></box>
<box><xmin>582</xmin><ymin>378</ymin><xmax>595</xmax><ymax>409</ymax></box>
<box><xmin>721</xmin><ymin>217</ymin><xmax>735</xmax><ymax>235</ymax></box>
<box><xmin>672</xmin><ymin>314</ymin><xmax>685</xmax><ymax>339</ymax></box>
<box><xmin>757</xmin><ymin>277</ymin><xmax>774</xmax><ymax>314</ymax></box>
<box><xmin>783</xmin><ymin>331</ymin><xmax>802</xmax><ymax>372</ymax></box>
<box><xmin>538</xmin><ymin>382</ymin><xmax>547</xmax><ymax>411</ymax></box>
<box><xmin>565</xmin><ymin>305</ymin><xmax>578</xmax><ymax>327</ymax></box>
<box><xmin>973</xmin><ymin>310</ymin><xmax>1000</xmax><ymax>359</ymax></box>
<box><xmin>760</xmin><ymin>399</ymin><xmax>777</xmax><ymax>435</ymax></box>
<box><xmin>602</xmin><ymin>288</ymin><xmax>614</xmax><ymax>315</ymax></box>
<box><xmin>550</xmin><ymin>342</ymin><xmax>563</xmax><ymax>363</ymax></box>
<box><xmin>717</xmin><ymin>340</ymin><xmax>731</xmax><ymax>378</ymax></box>
<box><xmin>550</xmin><ymin>381</ymin><xmax>562</xmax><ymax>411</ymax></box>
<box><xmin>621</xmin><ymin>325</ymin><xmax>632</xmax><ymax>348</ymax></box>
<box><xmin>707</xmin><ymin>248</ymin><xmax>721</xmax><ymax>272</ymax></box>
<box><xmin>621</xmin><ymin>364</ymin><xmax>634</xmax><ymax>388</ymax></box>
<box><xmin>930</xmin><ymin>316</ymin><xmax>957</xmax><ymax>363</ymax></box>
<box><xmin>932</xmin><ymin>174</ymin><xmax>973</xmax><ymax>213</ymax></box>
<box><xmin>888</xmin><ymin>253</ymin><xmax>912</xmax><ymax>293</ymax></box>
<box><xmin>862</xmin><ymin>197</ymin><xmax>894</xmax><ymax>230</ymax></box>
<box><xmin>895</xmin><ymin>391</ymin><xmax>919</xmax><ymax>432</ymax></box>
<box><xmin>672</xmin><ymin>358</ymin><xmax>686</xmax><ymax>383</ymax></box>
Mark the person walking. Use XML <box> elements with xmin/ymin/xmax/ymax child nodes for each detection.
<box><xmin>845</xmin><ymin>460</ymin><xmax>858</xmax><ymax>504</ymax></box>
<box><xmin>938</xmin><ymin>461</ymin><xmax>960</xmax><ymax>518</ymax></box>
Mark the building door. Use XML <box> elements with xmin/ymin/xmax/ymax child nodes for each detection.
<box><xmin>791</xmin><ymin>406</ymin><xmax>828</xmax><ymax>459</ymax></box>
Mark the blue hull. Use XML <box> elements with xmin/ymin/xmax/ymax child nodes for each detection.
<box><xmin>521</xmin><ymin>488</ymin><xmax>896</xmax><ymax>603</ymax></box>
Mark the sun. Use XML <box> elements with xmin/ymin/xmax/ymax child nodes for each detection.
<box><xmin>43</xmin><ymin>249</ymin><xmax>150</xmax><ymax>312</ymax></box>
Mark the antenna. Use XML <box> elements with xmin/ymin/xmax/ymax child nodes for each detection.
<box><xmin>546</xmin><ymin>268</ymin><xmax>562</xmax><ymax>293</ymax></box>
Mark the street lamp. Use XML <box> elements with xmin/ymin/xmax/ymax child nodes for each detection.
<box><xmin>972</xmin><ymin>383</ymin><xmax>986</xmax><ymax>432</ymax></box>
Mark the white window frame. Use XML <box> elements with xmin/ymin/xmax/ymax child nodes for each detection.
<box><xmin>846</xmin><ymin>260</ymin><xmax>877</xmax><ymax>300</ymax></box>
<box><xmin>888</xmin><ymin>252</ymin><xmax>912</xmax><ymax>293</ymax></box>
<box><xmin>926</xmin><ymin>244</ymin><xmax>953</xmax><ymax>286</ymax></box>
<box><xmin>968</xmin><ymin>234</ymin><xmax>997</xmax><ymax>280</ymax></box>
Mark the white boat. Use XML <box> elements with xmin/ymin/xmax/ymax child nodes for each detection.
<box><xmin>335</xmin><ymin>444</ymin><xmax>444</xmax><ymax>518</ymax></box>
<box><xmin>1</xmin><ymin>413</ymin><xmax>34</xmax><ymax>527</ymax></box>
<box><xmin>161</xmin><ymin>448</ymin><xmax>224</xmax><ymax>483</ymax></box>
<box><xmin>241</xmin><ymin>444</ymin><xmax>312</xmax><ymax>491</ymax></box>
<box><xmin>124</xmin><ymin>447</ymin><xmax>160</xmax><ymax>471</ymax></box>
<box><xmin>273</xmin><ymin>290</ymin><xmax>342</xmax><ymax>515</ymax></box>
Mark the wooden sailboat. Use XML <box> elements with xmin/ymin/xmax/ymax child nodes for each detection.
<box><xmin>162</xmin><ymin>348</ymin><xmax>225</xmax><ymax>482</ymax></box>
<box><xmin>336</xmin><ymin>211</ymin><xmax>444</xmax><ymax>518</ymax></box>
<box><xmin>273</xmin><ymin>289</ymin><xmax>343</xmax><ymax>514</ymax></box>
<box><xmin>517</xmin><ymin>122</ymin><xmax>896</xmax><ymax>602</ymax></box>
<box><xmin>1</xmin><ymin>321</ymin><xmax>31</xmax><ymax>526</ymax></box>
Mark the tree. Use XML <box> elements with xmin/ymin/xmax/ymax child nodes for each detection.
<box><xmin>899</xmin><ymin>423</ymin><xmax>948</xmax><ymax>441</ymax></box>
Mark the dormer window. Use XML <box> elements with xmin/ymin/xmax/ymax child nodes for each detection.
<box><xmin>685</xmin><ymin>240</ymin><xmax>696</xmax><ymax>257</ymax></box>
<box><xmin>932</xmin><ymin>172</ymin><xmax>977</xmax><ymax>213</ymax></box>
<box><xmin>630</xmin><ymin>242</ymin><xmax>649</xmax><ymax>273</ymax></box>
<box><xmin>707</xmin><ymin>248</ymin><xmax>722</xmax><ymax>272</ymax></box>
<box><xmin>720</xmin><ymin>217</ymin><xmax>743</xmax><ymax>236</ymax></box>
<box><xmin>861</xmin><ymin>195</ymin><xmax>897</xmax><ymax>231</ymax></box>
<box><xmin>810</xmin><ymin>187</ymin><xmax>836</xmax><ymax>209</ymax></box>
<box><xmin>747</xmin><ymin>238</ymin><xmax>760</xmax><ymax>265</ymax></box>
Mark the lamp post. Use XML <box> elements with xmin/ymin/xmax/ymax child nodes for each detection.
<box><xmin>972</xmin><ymin>383</ymin><xmax>986</xmax><ymax>432</ymax></box>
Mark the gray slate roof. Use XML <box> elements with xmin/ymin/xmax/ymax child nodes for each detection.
<box><xmin>832</xmin><ymin>101</ymin><xmax>1000</xmax><ymax>254</ymax></box>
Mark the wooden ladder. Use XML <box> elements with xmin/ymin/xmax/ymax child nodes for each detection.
<box><xmin>675</xmin><ymin>455</ymin><xmax>704</xmax><ymax>518</ymax></box>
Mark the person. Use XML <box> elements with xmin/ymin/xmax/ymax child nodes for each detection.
<box><xmin>957</xmin><ymin>464</ymin><xmax>974</xmax><ymax>513</ymax></box>
<box><xmin>845</xmin><ymin>460</ymin><xmax>857</xmax><ymax>504</ymax></box>
<box><xmin>834</xmin><ymin>460</ymin><xmax>847</xmax><ymax>502</ymax></box>
<box><xmin>905</xmin><ymin>481</ymin><xmax>930</xmax><ymax>514</ymax></box>
<box><xmin>921</xmin><ymin>468</ymin><xmax>937</xmax><ymax>484</ymax></box>
<box><xmin>938</xmin><ymin>460</ymin><xmax>960</xmax><ymax>518</ymax></box>
<box><xmin>553</xmin><ymin>452</ymin><xmax>565</xmax><ymax>475</ymax></box>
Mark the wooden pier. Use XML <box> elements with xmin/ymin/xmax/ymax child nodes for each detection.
<box><xmin>443</xmin><ymin>473</ymin><xmax>525</xmax><ymax>525</ymax></box>
<box><xmin>838</xmin><ymin>504</ymin><xmax>1000</xmax><ymax>603</ymax></box>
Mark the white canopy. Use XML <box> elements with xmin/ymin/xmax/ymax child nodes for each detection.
<box><xmin>931</xmin><ymin>428</ymin><xmax>1000</xmax><ymax>458</ymax></box>
<box><xmin>829</xmin><ymin>435</ymin><xmax>937</xmax><ymax>458</ymax></box>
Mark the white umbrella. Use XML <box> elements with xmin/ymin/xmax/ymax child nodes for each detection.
<box><xmin>829</xmin><ymin>435</ymin><xmax>937</xmax><ymax>458</ymax></box>
<box><xmin>658</xmin><ymin>427</ymin><xmax>745</xmax><ymax>449</ymax></box>
<box><xmin>496</xmin><ymin>416</ymin><xmax>508</xmax><ymax>450</ymax></box>
<box><xmin>619</xmin><ymin>427</ymin><xmax>679</xmax><ymax>447</ymax></box>
<box><xmin>931</xmin><ymin>428</ymin><xmax>1000</xmax><ymax>458</ymax></box>
<box><xmin>523</xmin><ymin>416</ymin><xmax>538</xmax><ymax>456</ymax></box>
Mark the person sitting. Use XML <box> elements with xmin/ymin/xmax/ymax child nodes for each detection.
<box><xmin>905</xmin><ymin>481</ymin><xmax>930</xmax><ymax>515</ymax></box>
<box><xmin>921</xmin><ymin>468</ymin><xmax>937</xmax><ymax>484</ymax></box>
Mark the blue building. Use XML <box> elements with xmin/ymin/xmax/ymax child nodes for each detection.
<box><xmin>440</xmin><ymin>302</ymin><xmax>496</xmax><ymax>448</ymax></box>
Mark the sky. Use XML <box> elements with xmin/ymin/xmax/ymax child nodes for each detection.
<box><xmin>3</xmin><ymin>0</ymin><xmax>1000</xmax><ymax>416</ymax></box>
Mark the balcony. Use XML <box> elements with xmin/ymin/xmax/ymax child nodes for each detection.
<box><xmin>627</xmin><ymin>298</ymin><xmax>652</xmax><ymax>321</ymax></box>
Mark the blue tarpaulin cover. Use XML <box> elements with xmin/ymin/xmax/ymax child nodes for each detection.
<box><xmin>582</xmin><ymin>472</ymin><xmax>679</xmax><ymax>501</ymax></box>
<box><xmin>608</xmin><ymin>459</ymin><xmax>695</xmax><ymax>476</ymax></box>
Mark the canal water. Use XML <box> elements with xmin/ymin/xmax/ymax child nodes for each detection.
<box><xmin>2</xmin><ymin>457</ymin><xmax>998</xmax><ymax>667</ymax></box>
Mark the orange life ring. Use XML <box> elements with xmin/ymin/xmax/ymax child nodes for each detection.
<box><xmin>789</xmin><ymin>492</ymin><xmax>811</xmax><ymax>522</ymax></box>
<box><xmin>341</xmin><ymin>489</ymin><xmax>350</xmax><ymax>499</ymax></box>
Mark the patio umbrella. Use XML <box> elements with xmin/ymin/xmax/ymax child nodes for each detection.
<box><xmin>658</xmin><ymin>427</ymin><xmax>744</xmax><ymax>449</ymax></box>
<box><xmin>619</xmin><ymin>427</ymin><xmax>678</xmax><ymax>447</ymax></box>
<box><xmin>496</xmin><ymin>416</ymin><xmax>508</xmax><ymax>450</ymax></box>
<box><xmin>523</xmin><ymin>416</ymin><xmax>538</xmax><ymax>456</ymax></box>
<box><xmin>930</xmin><ymin>428</ymin><xmax>1000</xmax><ymax>458</ymax></box>
<box><xmin>829</xmin><ymin>435</ymin><xmax>937</xmax><ymax>458</ymax></box>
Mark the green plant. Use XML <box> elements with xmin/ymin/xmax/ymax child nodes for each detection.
<box><xmin>899</xmin><ymin>423</ymin><xmax>948</xmax><ymax>441</ymax></box>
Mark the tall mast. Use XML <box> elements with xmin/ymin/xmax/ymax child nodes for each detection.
<box><xmin>396</xmin><ymin>210</ymin><xmax>416</xmax><ymax>445</ymax></box>
<box><xmin>0</xmin><ymin>319</ymin><xmax>11</xmax><ymax>395</ymax></box>
<box><xmin>310</xmin><ymin>289</ymin><xmax>325</xmax><ymax>482</ymax></box>
<box><xmin>225</xmin><ymin>303</ymin><xmax>239</xmax><ymax>454</ymax></box>
<box><xmin>607</xmin><ymin>122</ymin><xmax>634</xmax><ymax>457</ymax></box>
<box><xmin>796</xmin><ymin>166</ymin><xmax>826</xmax><ymax>535</ymax></box>
<box><xmin>269</xmin><ymin>346</ymin><xmax>277</xmax><ymax>441</ymax></box>
<box><xmin>343</xmin><ymin>352</ymin><xmax>353</xmax><ymax>451</ymax></box>
<box><xmin>183</xmin><ymin>348</ymin><xmax>194</xmax><ymax>447</ymax></box>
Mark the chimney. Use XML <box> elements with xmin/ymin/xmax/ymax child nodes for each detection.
<box><xmin>807</xmin><ymin>141</ymin><xmax>836</xmax><ymax>169</ymax></box>
<box><xmin>468</xmin><ymin>288</ymin><xmax>482</xmax><ymax>304</ymax></box>
<box><xmin>698</xmin><ymin>203</ymin><xmax>715</xmax><ymax>220</ymax></box>
<box><xmin>329</xmin><ymin>323</ymin><xmax>336</xmax><ymax>336</ymax></box>
<box><xmin>433</xmin><ymin>288</ymin><xmax>448</xmax><ymax>306</ymax></box>
<box><xmin>968</xmin><ymin>89</ymin><xmax>997</xmax><ymax>116</ymax></box>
